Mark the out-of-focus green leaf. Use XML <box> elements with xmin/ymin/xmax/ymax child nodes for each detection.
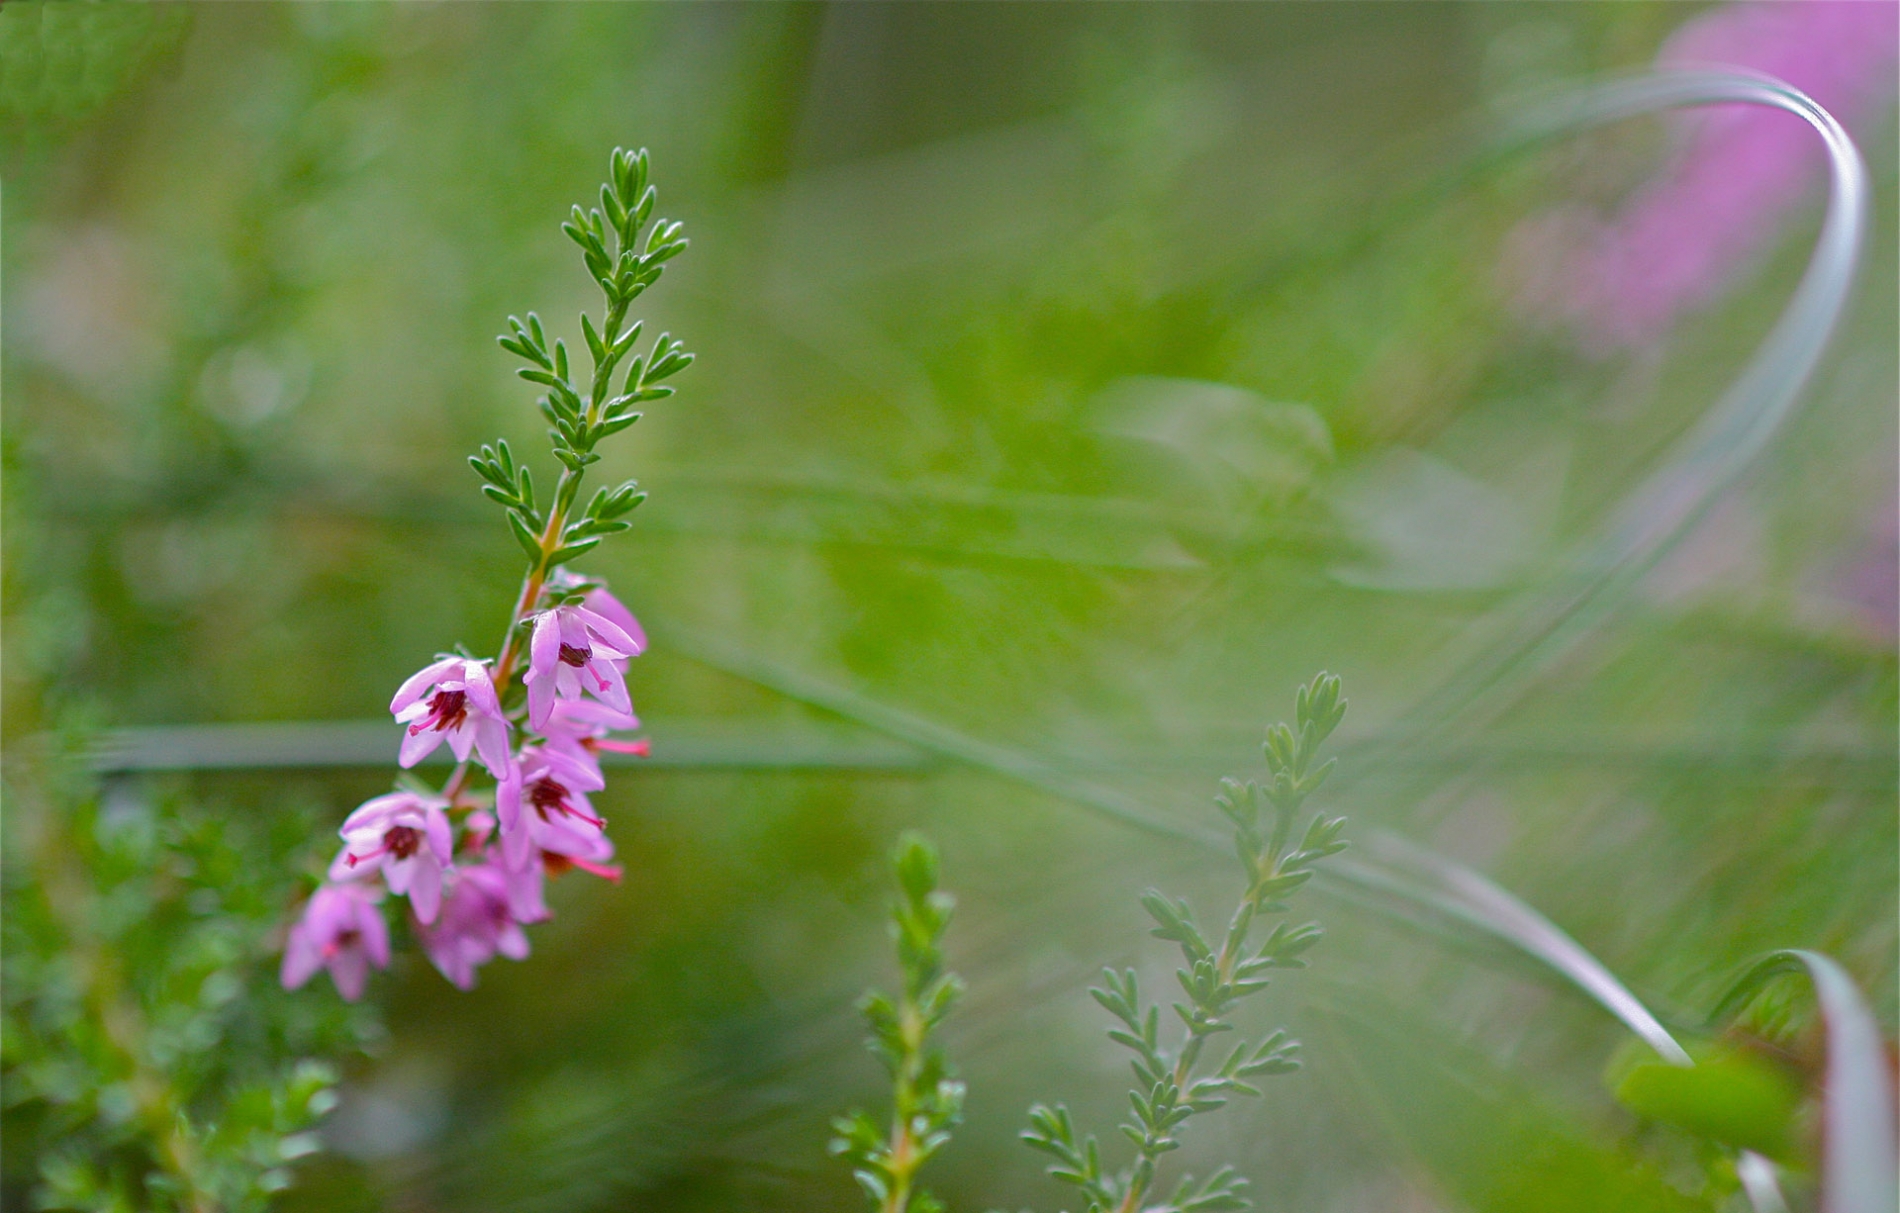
<box><xmin>1319</xmin><ymin>1000</ymin><xmax>1712</xmax><ymax>1213</ymax></box>
<box><xmin>1711</xmin><ymin>950</ymin><xmax>1898</xmax><ymax>1213</ymax></box>
<box><xmin>1613</xmin><ymin>1047</ymin><xmax>1803</xmax><ymax>1162</ymax></box>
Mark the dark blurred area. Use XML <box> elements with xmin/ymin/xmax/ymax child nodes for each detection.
<box><xmin>3</xmin><ymin>4</ymin><xmax>1893</xmax><ymax>1211</ymax></box>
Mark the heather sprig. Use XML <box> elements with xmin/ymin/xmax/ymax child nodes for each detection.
<box><xmin>1022</xmin><ymin>673</ymin><xmax>1349</xmax><ymax>1213</ymax></box>
<box><xmin>280</xmin><ymin>147</ymin><xmax>690</xmax><ymax>1002</ymax></box>
<box><xmin>832</xmin><ymin>835</ymin><xmax>968</xmax><ymax>1213</ymax></box>
<box><xmin>477</xmin><ymin>144</ymin><xmax>690</xmax><ymax>701</ymax></box>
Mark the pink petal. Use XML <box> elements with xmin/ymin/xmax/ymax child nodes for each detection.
<box><xmin>384</xmin><ymin>855</ymin><xmax>414</xmax><ymax>896</ymax></box>
<box><xmin>356</xmin><ymin>897</ymin><xmax>392</xmax><ymax>968</ymax></box>
<box><xmin>399</xmin><ymin>726</ymin><xmax>443</xmax><ymax>769</ymax></box>
<box><xmin>496</xmin><ymin>772</ymin><xmax>522</xmax><ymax>833</ymax></box>
<box><xmin>527</xmin><ymin>677</ymin><xmax>554</xmax><ymax>735</ymax></box>
<box><xmin>502</xmin><ymin>813</ymin><xmax>533</xmax><ymax>868</ymax></box>
<box><xmin>497</xmin><ymin>923</ymin><xmax>531</xmax><ymax>961</ymax></box>
<box><xmin>328</xmin><ymin>947</ymin><xmax>369</xmax><ymax>1002</ymax></box>
<box><xmin>446</xmin><ymin>724</ymin><xmax>476</xmax><ymax>764</ymax></box>
<box><xmin>408</xmin><ymin>858</ymin><xmax>443</xmax><ymax>925</ymax></box>
<box><xmin>473</xmin><ymin>717</ymin><xmax>513</xmax><ymax>779</ymax></box>
<box><xmin>280</xmin><ymin>925</ymin><xmax>321</xmax><ymax>990</ymax></box>
<box><xmin>574</xmin><ymin>605</ymin><xmax>640</xmax><ymax>657</ymax></box>
<box><xmin>391</xmin><ymin>656</ymin><xmax>460</xmax><ymax>716</ymax></box>
<box><xmin>461</xmin><ymin>660</ymin><xmax>503</xmax><ymax>719</ymax></box>
<box><xmin>540</xmin><ymin>747</ymin><xmax>605</xmax><ymax>793</ymax></box>
<box><xmin>590</xmin><ymin>659</ymin><xmax>633</xmax><ymax>716</ymax></box>
<box><xmin>526</xmin><ymin>614</ymin><xmax>560</xmax><ymax>728</ymax></box>
<box><xmin>327</xmin><ymin>845</ymin><xmax>370</xmax><ymax>883</ymax></box>
<box><xmin>340</xmin><ymin>792</ymin><xmax>410</xmax><ymax>836</ymax></box>
<box><xmin>583</xmin><ymin>589</ymin><xmax>645</xmax><ymax>653</ymax></box>
<box><xmin>425</xmin><ymin>811</ymin><xmax>453</xmax><ymax>864</ymax></box>
<box><xmin>553</xmin><ymin>698</ymin><xmax>639</xmax><ymax>732</ymax></box>
<box><xmin>504</xmin><ymin>858</ymin><xmax>549</xmax><ymax>924</ymax></box>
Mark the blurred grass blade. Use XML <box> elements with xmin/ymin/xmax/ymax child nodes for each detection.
<box><xmin>1412</xmin><ymin>71</ymin><xmax>1870</xmax><ymax>735</ymax></box>
<box><xmin>1360</xmin><ymin>832</ymin><xmax>1693</xmax><ymax>1067</ymax></box>
<box><xmin>664</xmin><ymin>622</ymin><xmax>1214</xmax><ymax>846</ymax></box>
<box><xmin>1712</xmin><ymin>950</ymin><xmax>1898</xmax><ymax>1213</ymax></box>
<box><xmin>1736</xmin><ymin>1152</ymin><xmax>1790</xmax><ymax>1213</ymax></box>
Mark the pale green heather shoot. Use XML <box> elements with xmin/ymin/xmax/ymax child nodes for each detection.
<box><xmin>1020</xmin><ymin>672</ymin><xmax>1348</xmax><ymax>1213</ymax></box>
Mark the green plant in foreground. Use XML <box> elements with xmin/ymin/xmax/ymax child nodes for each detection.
<box><xmin>832</xmin><ymin>835</ymin><xmax>968</xmax><ymax>1213</ymax></box>
<box><xmin>1</xmin><ymin>738</ymin><xmax>380</xmax><ymax>1212</ymax></box>
<box><xmin>836</xmin><ymin>674</ymin><xmax>1348</xmax><ymax>1213</ymax></box>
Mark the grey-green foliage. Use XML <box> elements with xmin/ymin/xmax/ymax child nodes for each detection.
<box><xmin>833</xmin><ymin>677</ymin><xmax>1348</xmax><ymax>1213</ymax></box>
<box><xmin>1022</xmin><ymin>673</ymin><xmax>1349</xmax><ymax>1213</ymax></box>
<box><xmin>832</xmin><ymin>835</ymin><xmax>968</xmax><ymax>1213</ymax></box>
<box><xmin>0</xmin><ymin>738</ymin><xmax>381</xmax><ymax>1212</ymax></box>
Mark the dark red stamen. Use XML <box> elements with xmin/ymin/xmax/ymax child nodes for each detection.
<box><xmin>384</xmin><ymin>824</ymin><xmax>421</xmax><ymax>860</ymax></box>
<box><xmin>527</xmin><ymin>776</ymin><xmax>606</xmax><ymax>828</ymax></box>
<box><xmin>558</xmin><ymin>643</ymin><xmax>592</xmax><ymax>668</ymax></box>
<box><xmin>409</xmin><ymin>688</ymin><xmax>468</xmax><ymax>736</ymax></box>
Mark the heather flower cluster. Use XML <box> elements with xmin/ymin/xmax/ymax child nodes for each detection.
<box><xmin>283</xmin><ymin>147</ymin><xmax>690</xmax><ymax>999</ymax></box>
<box><xmin>283</xmin><ymin>584</ymin><xmax>645</xmax><ymax>997</ymax></box>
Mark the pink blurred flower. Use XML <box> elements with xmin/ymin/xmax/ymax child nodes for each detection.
<box><xmin>280</xmin><ymin>882</ymin><xmax>390</xmax><ymax>1001</ymax></box>
<box><xmin>390</xmin><ymin>656</ymin><xmax>512</xmax><ymax>776</ymax></box>
<box><xmin>415</xmin><ymin>859</ymin><xmax>530</xmax><ymax>990</ymax></box>
<box><xmin>329</xmin><ymin>791</ymin><xmax>454</xmax><ymax>924</ymax></box>
<box><xmin>495</xmin><ymin>744</ymin><xmax>612</xmax><ymax>868</ymax></box>
<box><xmin>524</xmin><ymin>603</ymin><xmax>642</xmax><ymax>730</ymax></box>
<box><xmin>1505</xmin><ymin>0</ymin><xmax>1897</xmax><ymax>352</ymax></box>
<box><xmin>541</xmin><ymin>697</ymin><xmax>648</xmax><ymax>783</ymax></box>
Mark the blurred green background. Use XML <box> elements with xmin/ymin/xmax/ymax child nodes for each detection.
<box><xmin>3</xmin><ymin>3</ymin><xmax>1893</xmax><ymax>1211</ymax></box>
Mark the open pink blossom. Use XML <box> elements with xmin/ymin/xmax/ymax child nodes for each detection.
<box><xmin>415</xmin><ymin>859</ymin><xmax>530</xmax><ymax>990</ymax></box>
<box><xmin>496</xmin><ymin>744</ymin><xmax>614</xmax><ymax>868</ymax></box>
<box><xmin>523</xmin><ymin>604</ymin><xmax>642</xmax><ymax>730</ymax></box>
<box><xmin>280</xmin><ymin>882</ymin><xmax>390</xmax><ymax>1002</ymax></box>
<box><xmin>541</xmin><ymin>697</ymin><xmax>648</xmax><ymax>783</ymax></box>
<box><xmin>391</xmin><ymin>656</ymin><xmax>512</xmax><ymax>775</ymax></box>
<box><xmin>329</xmin><ymin>791</ymin><xmax>454</xmax><ymax>924</ymax></box>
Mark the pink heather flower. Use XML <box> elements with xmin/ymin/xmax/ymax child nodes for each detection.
<box><xmin>541</xmin><ymin>697</ymin><xmax>648</xmax><ymax>783</ymax></box>
<box><xmin>496</xmin><ymin>840</ymin><xmax>624</xmax><ymax>925</ymax></box>
<box><xmin>523</xmin><ymin>603</ymin><xmax>642</xmax><ymax>730</ymax></box>
<box><xmin>496</xmin><ymin>744</ymin><xmax>613</xmax><ymax>869</ymax></box>
<box><xmin>280</xmin><ymin>882</ymin><xmax>391</xmax><ymax>1002</ymax></box>
<box><xmin>329</xmin><ymin>791</ymin><xmax>454</xmax><ymax>924</ymax></box>
<box><xmin>390</xmin><ymin>656</ymin><xmax>512</xmax><ymax>776</ymax></box>
<box><xmin>498</xmin><ymin>839</ymin><xmax>552</xmax><ymax>924</ymax></box>
<box><xmin>1504</xmin><ymin>0</ymin><xmax>1898</xmax><ymax>352</ymax></box>
<box><xmin>415</xmin><ymin>859</ymin><xmax>530</xmax><ymax>990</ymax></box>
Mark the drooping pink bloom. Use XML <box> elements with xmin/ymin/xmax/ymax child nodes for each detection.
<box><xmin>499</xmin><ymin>843</ymin><xmax>626</xmax><ymax>925</ymax></box>
<box><xmin>497</xmin><ymin>839</ymin><xmax>552</xmax><ymax>924</ymax></box>
<box><xmin>329</xmin><ymin>791</ymin><xmax>454</xmax><ymax>923</ymax></box>
<box><xmin>523</xmin><ymin>604</ymin><xmax>642</xmax><ymax>730</ymax></box>
<box><xmin>495</xmin><ymin>744</ymin><xmax>614</xmax><ymax>868</ymax></box>
<box><xmin>280</xmin><ymin>882</ymin><xmax>391</xmax><ymax>1002</ymax></box>
<box><xmin>541</xmin><ymin>697</ymin><xmax>648</xmax><ymax>783</ymax></box>
<box><xmin>1504</xmin><ymin>0</ymin><xmax>1898</xmax><ymax>352</ymax></box>
<box><xmin>415</xmin><ymin>858</ymin><xmax>530</xmax><ymax>990</ymax></box>
<box><xmin>390</xmin><ymin>656</ymin><xmax>512</xmax><ymax>776</ymax></box>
